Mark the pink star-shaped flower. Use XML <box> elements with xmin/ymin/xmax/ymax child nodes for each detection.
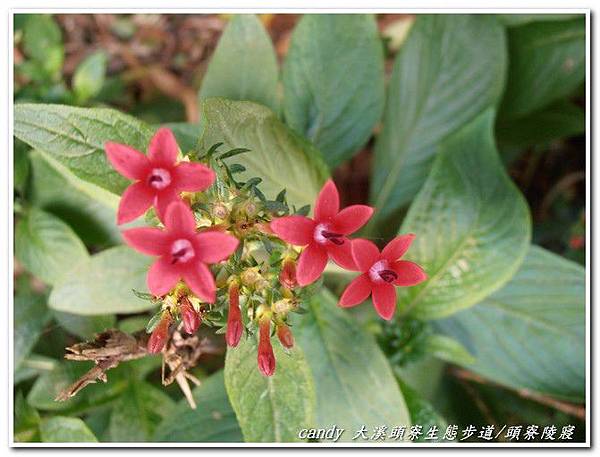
<box><xmin>105</xmin><ymin>128</ymin><xmax>216</xmax><ymax>224</ymax></box>
<box><xmin>270</xmin><ymin>179</ymin><xmax>373</xmax><ymax>286</ymax></box>
<box><xmin>338</xmin><ymin>235</ymin><xmax>427</xmax><ymax>320</ymax></box>
<box><xmin>122</xmin><ymin>201</ymin><xmax>239</xmax><ymax>302</ymax></box>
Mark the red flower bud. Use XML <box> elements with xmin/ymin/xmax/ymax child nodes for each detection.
<box><xmin>277</xmin><ymin>324</ymin><xmax>294</xmax><ymax>349</ymax></box>
<box><xmin>148</xmin><ymin>313</ymin><xmax>171</xmax><ymax>354</ymax></box>
<box><xmin>226</xmin><ymin>283</ymin><xmax>243</xmax><ymax>347</ymax></box>
<box><xmin>569</xmin><ymin>235</ymin><xmax>584</xmax><ymax>250</ymax></box>
<box><xmin>279</xmin><ymin>258</ymin><xmax>297</xmax><ymax>289</ymax></box>
<box><xmin>180</xmin><ymin>297</ymin><xmax>201</xmax><ymax>335</ymax></box>
<box><xmin>257</xmin><ymin>318</ymin><xmax>276</xmax><ymax>377</ymax></box>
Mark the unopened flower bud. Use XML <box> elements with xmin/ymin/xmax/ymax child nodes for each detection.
<box><xmin>279</xmin><ymin>258</ymin><xmax>297</xmax><ymax>289</ymax></box>
<box><xmin>272</xmin><ymin>298</ymin><xmax>293</xmax><ymax>315</ymax></box>
<box><xmin>213</xmin><ymin>203</ymin><xmax>229</xmax><ymax>220</ymax></box>
<box><xmin>241</xmin><ymin>267</ymin><xmax>261</xmax><ymax>288</ymax></box>
<box><xmin>277</xmin><ymin>324</ymin><xmax>294</xmax><ymax>349</ymax></box>
<box><xmin>257</xmin><ymin>317</ymin><xmax>276</xmax><ymax>377</ymax></box>
<box><xmin>148</xmin><ymin>313</ymin><xmax>171</xmax><ymax>354</ymax></box>
<box><xmin>226</xmin><ymin>282</ymin><xmax>243</xmax><ymax>347</ymax></box>
<box><xmin>180</xmin><ymin>296</ymin><xmax>201</xmax><ymax>335</ymax></box>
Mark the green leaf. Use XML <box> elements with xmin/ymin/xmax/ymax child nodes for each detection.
<box><xmin>15</xmin><ymin>208</ymin><xmax>89</xmax><ymax>285</ymax></box>
<box><xmin>435</xmin><ymin>246</ymin><xmax>585</xmax><ymax>402</ymax></box>
<box><xmin>14</xmin><ymin>354</ymin><xmax>57</xmax><ymax>385</ymax></box>
<box><xmin>14</xmin><ymin>293</ymin><xmax>51</xmax><ymax>370</ymax></box>
<box><xmin>164</xmin><ymin>122</ymin><xmax>203</xmax><ymax>153</ymax></box>
<box><xmin>423</xmin><ymin>334</ymin><xmax>476</xmax><ymax>366</ymax></box>
<box><xmin>369</xmin><ymin>15</ymin><xmax>507</xmax><ymax>233</ymax></box>
<box><xmin>200</xmin><ymin>15</ymin><xmax>279</xmax><ymax>112</ymax></box>
<box><xmin>398</xmin><ymin>380</ymin><xmax>447</xmax><ymax>443</ymax></box>
<box><xmin>497</xmin><ymin>13</ymin><xmax>583</xmax><ymax>27</ymax></box>
<box><xmin>40</xmin><ymin>417</ymin><xmax>98</xmax><ymax>443</ymax></box>
<box><xmin>283</xmin><ymin>14</ymin><xmax>385</xmax><ymax>168</ymax></box>
<box><xmin>397</xmin><ymin>110</ymin><xmax>531</xmax><ymax>320</ymax></box>
<box><xmin>199</xmin><ymin>98</ymin><xmax>328</xmax><ymax>208</ymax></box>
<box><xmin>224</xmin><ymin>333</ymin><xmax>316</xmax><ymax>442</ymax></box>
<box><xmin>496</xmin><ymin>99</ymin><xmax>585</xmax><ymax>149</ymax></box>
<box><xmin>155</xmin><ymin>371</ymin><xmax>243</xmax><ymax>442</ymax></box>
<box><xmin>108</xmin><ymin>380</ymin><xmax>176</xmax><ymax>442</ymax></box>
<box><xmin>14</xmin><ymin>139</ymin><xmax>30</xmax><ymax>194</ymax></box>
<box><xmin>22</xmin><ymin>15</ymin><xmax>64</xmax><ymax>77</ymax></box>
<box><xmin>49</xmin><ymin>246</ymin><xmax>154</xmax><ymax>315</ymax></box>
<box><xmin>14</xmin><ymin>391</ymin><xmax>41</xmax><ymax>442</ymax></box>
<box><xmin>73</xmin><ymin>51</ymin><xmax>108</xmax><ymax>103</ymax></box>
<box><xmin>499</xmin><ymin>17</ymin><xmax>586</xmax><ymax>119</ymax></box>
<box><xmin>14</xmin><ymin>103</ymin><xmax>154</xmax><ymax>195</ymax></box>
<box><xmin>53</xmin><ymin>311</ymin><xmax>116</xmax><ymax>340</ymax></box>
<box><xmin>293</xmin><ymin>289</ymin><xmax>411</xmax><ymax>441</ymax></box>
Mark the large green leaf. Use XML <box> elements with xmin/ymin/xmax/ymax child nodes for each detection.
<box><xmin>497</xmin><ymin>13</ymin><xmax>582</xmax><ymax>27</ymax></box>
<box><xmin>283</xmin><ymin>14</ymin><xmax>385</xmax><ymax>168</ymax></box>
<box><xmin>155</xmin><ymin>371</ymin><xmax>243</xmax><ymax>442</ymax></box>
<box><xmin>199</xmin><ymin>15</ymin><xmax>279</xmax><ymax>112</ymax></box>
<box><xmin>40</xmin><ymin>417</ymin><xmax>98</xmax><ymax>443</ymax></box>
<box><xmin>108</xmin><ymin>380</ymin><xmax>176</xmax><ymax>442</ymax></box>
<box><xmin>435</xmin><ymin>246</ymin><xmax>585</xmax><ymax>402</ymax></box>
<box><xmin>15</xmin><ymin>208</ymin><xmax>89</xmax><ymax>285</ymax></box>
<box><xmin>53</xmin><ymin>311</ymin><xmax>116</xmax><ymax>340</ymax></box>
<box><xmin>369</xmin><ymin>15</ymin><xmax>506</xmax><ymax>233</ymax></box>
<box><xmin>398</xmin><ymin>380</ymin><xmax>447</xmax><ymax>442</ymax></box>
<box><xmin>199</xmin><ymin>98</ymin><xmax>328</xmax><ymax>208</ymax></box>
<box><xmin>22</xmin><ymin>15</ymin><xmax>64</xmax><ymax>77</ymax></box>
<box><xmin>14</xmin><ymin>293</ymin><xmax>51</xmax><ymax>370</ymax></box>
<box><xmin>49</xmin><ymin>246</ymin><xmax>154</xmax><ymax>315</ymax></box>
<box><xmin>397</xmin><ymin>110</ymin><xmax>531</xmax><ymax>320</ymax></box>
<box><xmin>14</xmin><ymin>103</ymin><xmax>154</xmax><ymax>195</ymax></box>
<box><xmin>499</xmin><ymin>17</ymin><xmax>586</xmax><ymax>119</ymax></box>
<box><xmin>293</xmin><ymin>289</ymin><xmax>410</xmax><ymax>441</ymax></box>
<box><xmin>224</xmin><ymin>333</ymin><xmax>316</xmax><ymax>442</ymax></box>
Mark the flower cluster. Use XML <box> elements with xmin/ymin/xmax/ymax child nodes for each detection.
<box><xmin>105</xmin><ymin>128</ymin><xmax>427</xmax><ymax>377</ymax></box>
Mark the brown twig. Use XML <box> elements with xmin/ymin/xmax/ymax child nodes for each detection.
<box><xmin>449</xmin><ymin>367</ymin><xmax>586</xmax><ymax>421</ymax></box>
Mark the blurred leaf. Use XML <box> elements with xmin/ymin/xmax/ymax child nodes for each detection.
<box><xmin>293</xmin><ymin>289</ymin><xmax>411</xmax><ymax>441</ymax></box>
<box><xmin>224</xmin><ymin>333</ymin><xmax>316</xmax><ymax>442</ymax></box>
<box><xmin>155</xmin><ymin>371</ymin><xmax>243</xmax><ymax>442</ymax></box>
<box><xmin>398</xmin><ymin>110</ymin><xmax>531</xmax><ymax>320</ymax></box>
<box><xmin>14</xmin><ymin>391</ymin><xmax>41</xmax><ymax>442</ymax></box>
<box><xmin>40</xmin><ymin>417</ymin><xmax>98</xmax><ymax>443</ymax></box>
<box><xmin>283</xmin><ymin>14</ymin><xmax>385</xmax><ymax>168</ymax></box>
<box><xmin>398</xmin><ymin>380</ymin><xmax>447</xmax><ymax>442</ymax></box>
<box><xmin>199</xmin><ymin>98</ymin><xmax>328</xmax><ymax>208</ymax></box>
<box><xmin>14</xmin><ymin>354</ymin><xmax>57</xmax><ymax>384</ymax></box>
<box><xmin>14</xmin><ymin>292</ymin><xmax>51</xmax><ymax>370</ymax></box>
<box><xmin>164</xmin><ymin>122</ymin><xmax>203</xmax><ymax>153</ymax></box>
<box><xmin>423</xmin><ymin>334</ymin><xmax>476</xmax><ymax>366</ymax></box>
<box><xmin>28</xmin><ymin>149</ymin><xmax>121</xmax><ymax>248</ymax></box>
<box><xmin>14</xmin><ymin>103</ymin><xmax>154</xmax><ymax>195</ymax></box>
<box><xmin>108</xmin><ymin>380</ymin><xmax>175</xmax><ymax>442</ymax></box>
<box><xmin>435</xmin><ymin>246</ymin><xmax>585</xmax><ymax>402</ymax></box>
<box><xmin>73</xmin><ymin>51</ymin><xmax>108</xmax><ymax>103</ymax></box>
<box><xmin>497</xmin><ymin>13</ymin><xmax>583</xmax><ymax>27</ymax></box>
<box><xmin>15</xmin><ymin>208</ymin><xmax>89</xmax><ymax>285</ymax></box>
<box><xmin>200</xmin><ymin>15</ymin><xmax>279</xmax><ymax>112</ymax></box>
<box><xmin>22</xmin><ymin>15</ymin><xmax>64</xmax><ymax>77</ymax></box>
<box><xmin>500</xmin><ymin>17</ymin><xmax>585</xmax><ymax>119</ymax></box>
<box><xmin>14</xmin><ymin>139</ymin><xmax>30</xmax><ymax>194</ymax></box>
<box><xmin>49</xmin><ymin>246</ymin><xmax>154</xmax><ymax>315</ymax></box>
<box><xmin>497</xmin><ymin>99</ymin><xmax>585</xmax><ymax>149</ymax></box>
<box><xmin>84</xmin><ymin>407</ymin><xmax>112</xmax><ymax>442</ymax></box>
<box><xmin>369</xmin><ymin>15</ymin><xmax>507</xmax><ymax>233</ymax></box>
<box><xmin>53</xmin><ymin>311</ymin><xmax>116</xmax><ymax>340</ymax></box>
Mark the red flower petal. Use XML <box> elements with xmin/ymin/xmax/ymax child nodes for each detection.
<box><xmin>163</xmin><ymin>200</ymin><xmax>196</xmax><ymax>235</ymax></box>
<box><xmin>327</xmin><ymin>240</ymin><xmax>357</xmax><ymax>270</ymax></box>
<box><xmin>147</xmin><ymin>257</ymin><xmax>181</xmax><ymax>297</ymax></box>
<box><xmin>351</xmin><ymin>238</ymin><xmax>380</xmax><ymax>272</ymax></box>
<box><xmin>339</xmin><ymin>274</ymin><xmax>372</xmax><ymax>308</ymax></box>
<box><xmin>382</xmin><ymin>234</ymin><xmax>416</xmax><ymax>261</ymax></box>
<box><xmin>194</xmin><ymin>231</ymin><xmax>239</xmax><ymax>263</ymax></box>
<box><xmin>117</xmin><ymin>182</ymin><xmax>154</xmax><ymax>225</ymax></box>
<box><xmin>332</xmin><ymin>205</ymin><xmax>374</xmax><ymax>235</ymax></box>
<box><xmin>270</xmin><ymin>216</ymin><xmax>315</xmax><ymax>246</ymax></box>
<box><xmin>182</xmin><ymin>261</ymin><xmax>216</xmax><ymax>303</ymax></box>
<box><xmin>173</xmin><ymin>162</ymin><xmax>216</xmax><ymax>192</ymax></box>
<box><xmin>154</xmin><ymin>188</ymin><xmax>181</xmax><ymax>224</ymax></box>
<box><xmin>105</xmin><ymin>142</ymin><xmax>150</xmax><ymax>180</ymax></box>
<box><xmin>296</xmin><ymin>243</ymin><xmax>328</xmax><ymax>286</ymax></box>
<box><xmin>147</xmin><ymin>314</ymin><xmax>171</xmax><ymax>353</ymax></box>
<box><xmin>121</xmin><ymin>227</ymin><xmax>171</xmax><ymax>256</ymax></box>
<box><xmin>148</xmin><ymin>128</ymin><xmax>178</xmax><ymax>166</ymax></box>
<box><xmin>314</xmin><ymin>179</ymin><xmax>339</xmax><ymax>221</ymax></box>
<box><xmin>226</xmin><ymin>284</ymin><xmax>243</xmax><ymax>347</ymax></box>
<box><xmin>392</xmin><ymin>260</ymin><xmax>428</xmax><ymax>286</ymax></box>
<box><xmin>372</xmin><ymin>283</ymin><xmax>397</xmax><ymax>320</ymax></box>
